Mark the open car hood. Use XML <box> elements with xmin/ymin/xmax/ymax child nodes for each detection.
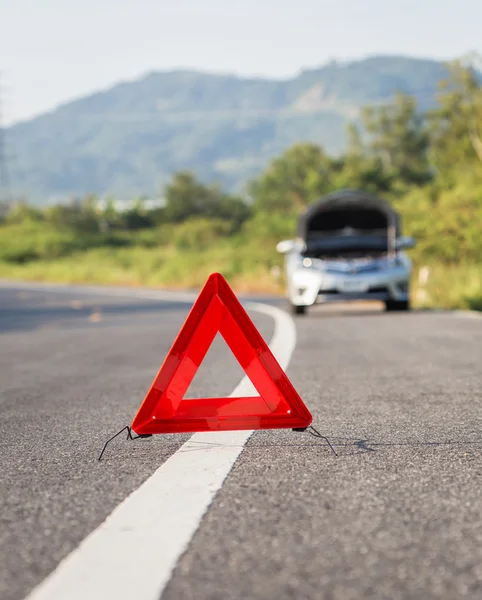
<box><xmin>297</xmin><ymin>189</ymin><xmax>401</xmax><ymax>258</ymax></box>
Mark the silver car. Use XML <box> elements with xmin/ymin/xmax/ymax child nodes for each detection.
<box><xmin>276</xmin><ymin>189</ymin><xmax>416</xmax><ymax>315</ymax></box>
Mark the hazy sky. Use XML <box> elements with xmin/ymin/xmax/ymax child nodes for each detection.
<box><xmin>1</xmin><ymin>0</ymin><xmax>481</xmax><ymax>124</ymax></box>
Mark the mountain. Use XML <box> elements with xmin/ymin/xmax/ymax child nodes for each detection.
<box><xmin>7</xmin><ymin>55</ymin><xmax>456</xmax><ymax>203</ymax></box>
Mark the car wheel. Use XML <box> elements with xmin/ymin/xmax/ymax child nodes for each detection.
<box><xmin>385</xmin><ymin>300</ymin><xmax>410</xmax><ymax>312</ymax></box>
<box><xmin>291</xmin><ymin>304</ymin><xmax>307</xmax><ymax>315</ymax></box>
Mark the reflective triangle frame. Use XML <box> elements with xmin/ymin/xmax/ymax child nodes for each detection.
<box><xmin>131</xmin><ymin>273</ymin><xmax>312</xmax><ymax>435</ymax></box>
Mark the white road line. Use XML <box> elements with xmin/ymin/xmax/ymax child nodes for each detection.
<box><xmin>23</xmin><ymin>300</ymin><xmax>297</xmax><ymax>600</ymax></box>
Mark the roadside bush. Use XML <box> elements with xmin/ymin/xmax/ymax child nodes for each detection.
<box><xmin>0</xmin><ymin>223</ymin><xmax>76</xmax><ymax>263</ymax></box>
<box><xmin>396</xmin><ymin>181</ymin><xmax>482</xmax><ymax>265</ymax></box>
<box><xmin>171</xmin><ymin>218</ymin><xmax>232</xmax><ymax>250</ymax></box>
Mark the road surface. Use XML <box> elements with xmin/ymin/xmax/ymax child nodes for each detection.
<box><xmin>0</xmin><ymin>281</ymin><xmax>481</xmax><ymax>600</ymax></box>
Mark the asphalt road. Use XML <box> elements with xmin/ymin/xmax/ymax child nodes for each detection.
<box><xmin>0</xmin><ymin>282</ymin><xmax>481</xmax><ymax>600</ymax></box>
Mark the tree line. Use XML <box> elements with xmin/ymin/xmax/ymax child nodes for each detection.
<box><xmin>251</xmin><ymin>59</ymin><xmax>482</xmax><ymax>212</ymax></box>
<box><xmin>2</xmin><ymin>59</ymin><xmax>482</xmax><ymax>266</ymax></box>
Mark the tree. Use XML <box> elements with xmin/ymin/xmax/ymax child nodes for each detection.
<box><xmin>360</xmin><ymin>92</ymin><xmax>432</xmax><ymax>186</ymax></box>
<box><xmin>330</xmin><ymin>123</ymin><xmax>395</xmax><ymax>193</ymax></box>
<box><xmin>164</xmin><ymin>171</ymin><xmax>251</xmax><ymax>228</ymax></box>
<box><xmin>44</xmin><ymin>195</ymin><xmax>101</xmax><ymax>233</ymax></box>
<box><xmin>249</xmin><ymin>143</ymin><xmax>333</xmax><ymax>213</ymax></box>
<box><xmin>4</xmin><ymin>201</ymin><xmax>44</xmax><ymax>224</ymax></box>
<box><xmin>427</xmin><ymin>59</ymin><xmax>482</xmax><ymax>182</ymax></box>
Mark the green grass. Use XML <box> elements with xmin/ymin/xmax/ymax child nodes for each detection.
<box><xmin>0</xmin><ymin>218</ymin><xmax>480</xmax><ymax>310</ymax></box>
<box><xmin>0</xmin><ymin>221</ymin><xmax>285</xmax><ymax>293</ymax></box>
<box><xmin>1</xmin><ymin>240</ymin><xmax>481</xmax><ymax>311</ymax></box>
<box><xmin>411</xmin><ymin>263</ymin><xmax>482</xmax><ymax>311</ymax></box>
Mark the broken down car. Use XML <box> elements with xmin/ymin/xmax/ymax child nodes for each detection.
<box><xmin>276</xmin><ymin>189</ymin><xmax>415</xmax><ymax>315</ymax></box>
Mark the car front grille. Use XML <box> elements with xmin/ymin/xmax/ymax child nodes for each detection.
<box><xmin>318</xmin><ymin>286</ymin><xmax>389</xmax><ymax>296</ymax></box>
<box><xmin>324</xmin><ymin>264</ymin><xmax>381</xmax><ymax>275</ymax></box>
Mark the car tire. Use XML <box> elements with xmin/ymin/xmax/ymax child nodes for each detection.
<box><xmin>291</xmin><ymin>304</ymin><xmax>307</xmax><ymax>316</ymax></box>
<box><xmin>385</xmin><ymin>299</ymin><xmax>410</xmax><ymax>312</ymax></box>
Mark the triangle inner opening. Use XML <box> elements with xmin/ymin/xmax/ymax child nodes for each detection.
<box><xmin>183</xmin><ymin>331</ymin><xmax>257</xmax><ymax>400</ymax></box>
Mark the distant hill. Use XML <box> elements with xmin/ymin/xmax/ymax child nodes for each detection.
<box><xmin>7</xmin><ymin>56</ymin><xmax>458</xmax><ymax>203</ymax></box>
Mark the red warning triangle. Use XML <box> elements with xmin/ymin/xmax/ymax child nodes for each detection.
<box><xmin>131</xmin><ymin>273</ymin><xmax>312</xmax><ymax>435</ymax></box>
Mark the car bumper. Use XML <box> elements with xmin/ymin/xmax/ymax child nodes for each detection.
<box><xmin>288</xmin><ymin>267</ymin><xmax>410</xmax><ymax>306</ymax></box>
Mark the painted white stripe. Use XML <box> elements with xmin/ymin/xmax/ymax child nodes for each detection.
<box><xmin>23</xmin><ymin>300</ymin><xmax>297</xmax><ymax>600</ymax></box>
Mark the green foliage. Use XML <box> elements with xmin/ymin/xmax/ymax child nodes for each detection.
<box><xmin>5</xmin><ymin>203</ymin><xmax>44</xmax><ymax>225</ymax></box>
<box><xmin>241</xmin><ymin>211</ymin><xmax>296</xmax><ymax>243</ymax></box>
<box><xmin>0</xmin><ymin>222</ymin><xmax>75</xmax><ymax>263</ymax></box>
<box><xmin>248</xmin><ymin>92</ymin><xmax>435</xmax><ymax>215</ymax></box>
<box><xmin>332</xmin><ymin>152</ymin><xmax>394</xmax><ymax>194</ymax></box>
<box><xmin>360</xmin><ymin>93</ymin><xmax>432</xmax><ymax>186</ymax></box>
<box><xmin>426</xmin><ymin>60</ymin><xmax>482</xmax><ymax>184</ymax></box>
<box><xmin>392</xmin><ymin>179</ymin><xmax>482</xmax><ymax>264</ymax></box>
<box><xmin>164</xmin><ymin>171</ymin><xmax>251</xmax><ymax>228</ymax></box>
<box><xmin>44</xmin><ymin>196</ymin><xmax>102</xmax><ymax>234</ymax></box>
<box><xmin>249</xmin><ymin>143</ymin><xmax>334</xmax><ymax>213</ymax></box>
<box><xmin>1</xmin><ymin>59</ymin><xmax>482</xmax><ymax>310</ymax></box>
<box><xmin>0</xmin><ymin>220</ymin><xmax>134</xmax><ymax>264</ymax></box>
<box><xmin>171</xmin><ymin>218</ymin><xmax>232</xmax><ymax>250</ymax></box>
<box><xmin>411</xmin><ymin>263</ymin><xmax>482</xmax><ymax>311</ymax></box>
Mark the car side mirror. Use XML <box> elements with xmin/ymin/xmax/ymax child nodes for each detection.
<box><xmin>276</xmin><ymin>239</ymin><xmax>296</xmax><ymax>254</ymax></box>
<box><xmin>396</xmin><ymin>236</ymin><xmax>416</xmax><ymax>250</ymax></box>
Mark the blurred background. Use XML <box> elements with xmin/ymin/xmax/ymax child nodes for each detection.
<box><xmin>0</xmin><ymin>0</ymin><xmax>481</xmax><ymax>310</ymax></box>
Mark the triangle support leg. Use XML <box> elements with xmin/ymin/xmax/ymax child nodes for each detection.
<box><xmin>293</xmin><ymin>425</ymin><xmax>338</xmax><ymax>456</ymax></box>
<box><xmin>98</xmin><ymin>426</ymin><xmax>153</xmax><ymax>461</ymax></box>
